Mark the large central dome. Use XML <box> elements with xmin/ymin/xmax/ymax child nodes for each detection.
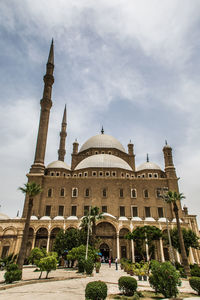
<box><xmin>79</xmin><ymin>134</ymin><xmax>126</xmax><ymax>153</ymax></box>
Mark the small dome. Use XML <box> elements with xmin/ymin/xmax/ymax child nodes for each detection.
<box><xmin>79</xmin><ymin>134</ymin><xmax>126</xmax><ymax>153</ymax></box>
<box><xmin>102</xmin><ymin>213</ymin><xmax>116</xmax><ymax>219</ymax></box>
<box><xmin>0</xmin><ymin>213</ymin><xmax>9</xmax><ymax>220</ymax></box>
<box><xmin>145</xmin><ymin>217</ymin><xmax>155</xmax><ymax>222</ymax></box>
<box><xmin>47</xmin><ymin>160</ymin><xmax>71</xmax><ymax>170</ymax></box>
<box><xmin>158</xmin><ymin>217</ymin><xmax>167</xmax><ymax>222</ymax></box>
<box><xmin>40</xmin><ymin>216</ymin><xmax>51</xmax><ymax>220</ymax></box>
<box><xmin>137</xmin><ymin>161</ymin><xmax>161</xmax><ymax>171</ymax></box>
<box><xmin>172</xmin><ymin>218</ymin><xmax>183</xmax><ymax>223</ymax></box>
<box><xmin>31</xmin><ymin>216</ymin><xmax>38</xmax><ymax>220</ymax></box>
<box><xmin>75</xmin><ymin>154</ymin><xmax>132</xmax><ymax>171</ymax></box>
<box><xmin>131</xmin><ymin>217</ymin><xmax>142</xmax><ymax>221</ymax></box>
<box><xmin>66</xmin><ymin>216</ymin><xmax>78</xmax><ymax>220</ymax></box>
<box><xmin>53</xmin><ymin>216</ymin><xmax>65</xmax><ymax>220</ymax></box>
<box><xmin>118</xmin><ymin>216</ymin><xmax>128</xmax><ymax>221</ymax></box>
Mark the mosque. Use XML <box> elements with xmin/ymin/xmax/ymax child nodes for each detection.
<box><xmin>0</xmin><ymin>41</ymin><xmax>199</xmax><ymax>264</ymax></box>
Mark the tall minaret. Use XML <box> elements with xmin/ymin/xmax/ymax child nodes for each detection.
<box><xmin>58</xmin><ymin>105</ymin><xmax>67</xmax><ymax>161</ymax></box>
<box><xmin>30</xmin><ymin>40</ymin><xmax>54</xmax><ymax>174</ymax></box>
<box><xmin>163</xmin><ymin>141</ymin><xmax>177</xmax><ymax>178</ymax></box>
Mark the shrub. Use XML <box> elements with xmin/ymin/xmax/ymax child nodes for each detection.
<box><xmin>84</xmin><ymin>258</ymin><xmax>94</xmax><ymax>275</ymax></box>
<box><xmin>175</xmin><ymin>261</ymin><xmax>186</xmax><ymax>278</ymax></box>
<box><xmin>149</xmin><ymin>261</ymin><xmax>181</xmax><ymax>298</ymax></box>
<box><xmin>118</xmin><ymin>276</ymin><xmax>137</xmax><ymax>296</ymax></box>
<box><xmin>38</xmin><ymin>255</ymin><xmax>57</xmax><ymax>279</ymax></box>
<box><xmin>78</xmin><ymin>258</ymin><xmax>85</xmax><ymax>273</ymax></box>
<box><xmin>85</xmin><ymin>281</ymin><xmax>107</xmax><ymax>300</ymax></box>
<box><xmin>4</xmin><ymin>263</ymin><xmax>22</xmax><ymax>283</ymax></box>
<box><xmin>28</xmin><ymin>247</ymin><xmax>46</xmax><ymax>266</ymax></box>
<box><xmin>189</xmin><ymin>277</ymin><xmax>200</xmax><ymax>295</ymax></box>
<box><xmin>191</xmin><ymin>265</ymin><xmax>200</xmax><ymax>277</ymax></box>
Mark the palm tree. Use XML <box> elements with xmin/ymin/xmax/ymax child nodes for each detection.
<box><xmin>17</xmin><ymin>182</ymin><xmax>42</xmax><ymax>270</ymax></box>
<box><xmin>165</xmin><ymin>191</ymin><xmax>190</xmax><ymax>276</ymax></box>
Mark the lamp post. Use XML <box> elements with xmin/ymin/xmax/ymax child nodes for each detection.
<box><xmin>85</xmin><ymin>206</ymin><xmax>91</xmax><ymax>260</ymax></box>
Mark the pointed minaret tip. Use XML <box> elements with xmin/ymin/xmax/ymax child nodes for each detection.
<box><xmin>165</xmin><ymin>140</ymin><xmax>168</xmax><ymax>146</ymax></box>
<box><xmin>62</xmin><ymin>105</ymin><xmax>67</xmax><ymax>123</ymax></box>
<box><xmin>146</xmin><ymin>153</ymin><xmax>149</xmax><ymax>162</ymax></box>
<box><xmin>47</xmin><ymin>39</ymin><xmax>54</xmax><ymax>65</ymax></box>
<box><xmin>101</xmin><ymin>126</ymin><xmax>104</xmax><ymax>134</ymax></box>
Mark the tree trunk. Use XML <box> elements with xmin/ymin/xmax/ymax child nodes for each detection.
<box><xmin>16</xmin><ymin>198</ymin><xmax>33</xmax><ymax>270</ymax></box>
<box><xmin>173</xmin><ymin>202</ymin><xmax>190</xmax><ymax>277</ymax></box>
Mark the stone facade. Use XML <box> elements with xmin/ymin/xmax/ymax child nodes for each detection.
<box><xmin>0</xmin><ymin>41</ymin><xmax>199</xmax><ymax>264</ymax></box>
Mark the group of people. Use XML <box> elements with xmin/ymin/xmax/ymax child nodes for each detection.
<box><xmin>101</xmin><ymin>256</ymin><xmax>118</xmax><ymax>270</ymax></box>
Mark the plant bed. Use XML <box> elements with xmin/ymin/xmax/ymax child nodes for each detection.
<box><xmin>107</xmin><ymin>290</ymin><xmax>199</xmax><ymax>299</ymax></box>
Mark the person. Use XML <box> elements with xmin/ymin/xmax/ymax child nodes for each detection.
<box><xmin>115</xmin><ymin>257</ymin><xmax>118</xmax><ymax>270</ymax></box>
<box><xmin>109</xmin><ymin>258</ymin><xmax>111</xmax><ymax>268</ymax></box>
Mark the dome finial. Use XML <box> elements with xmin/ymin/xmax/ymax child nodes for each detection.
<box><xmin>101</xmin><ymin>126</ymin><xmax>104</xmax><ymax>134</ymax></box>
<box><xmin>165</xmin><ymin>140</ymin><xmax>168</xmax><ymax>146</ymax></box>
<box><xmin>147</xmin><ymin>153</ymin><xmax>149</xmax><ymax>162</ymax></box>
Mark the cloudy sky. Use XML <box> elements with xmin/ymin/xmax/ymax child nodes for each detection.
<box><xmin>0</xmin><ymin>0</ymin><xmax>200</xmax><ymax>224</ymax></box>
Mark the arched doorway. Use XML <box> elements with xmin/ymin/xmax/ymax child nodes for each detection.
<box><xmin>96</xmin><ymin>222</ymin><xmax>116</xmax><ymax>260</ymax></box>
<box><xmin>119</xmin><ymin>228</ymin><xmax>131</xmax><ymax>260</ymax></box>
<box><xmin>100</xmin><ymin>243</ymin><xmax>110</xmax><ymax>262</ymax></box>
<box><xmin>35</xmin><ymin>227</ymin><xmax>48</xmax><ymax>249</ymax></box>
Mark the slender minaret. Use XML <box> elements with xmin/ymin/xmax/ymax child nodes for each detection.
<box><xmin>163</xmin><ymin>141</ymin><xmax>177</xmax><ymax>178</ymax></box>
<box><xmin>58</xmin><ymin>105</ymin><xmax>67</xmax><ymax>161</ymax></box>
<box><xmin>127</xmin><ymin>140</ymin><xmax>135</xmax><ymax>171</ymax></box>
<box><xmin>30</xmin><ymin>40</ymin><xmax>54</xmax><ymax>174</ymax></box>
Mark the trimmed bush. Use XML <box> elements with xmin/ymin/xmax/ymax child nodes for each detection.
<box><xmin>118</xmin><ymin>276</ymin><xmax>137</xmax><ymax>296</ymax></box>
<box><xmin>191</xmin><ymin>265</ymin><xmax>200</xmax><ymax>277</ymax></box>
<box><xmin>149</xmin><ymin>261</ymin><xmax>181</xmax><ymax>298</ymax></box>
<box><xmin>4</xmin><ymin>264</ymin><xmax>22</xmax><ymax>283</ymax></box>
<box><xmin>78</xmin><ymin>258</ymin><xmax>85</xmax><ymax>273</ymax></box>
<box><xmin>85</xmin><ymin>281</ymin><xmax>107</xmax><ymax>300</ymax></box>
<box><xmin>189</xmin><ymin>277</ymin><xmax>200</xmax><ymax>295</ymax></box>
<box><xmin>38</xmin><ymin>255</ymin><xmax>57</xmax><ymax>279</ymax></box>
<box><xmin>84</xmin><ymin>258</ymin><xmax>94</xmax><ymax>275</ymax></box>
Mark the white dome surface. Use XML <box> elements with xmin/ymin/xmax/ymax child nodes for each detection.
<box><xmin>145</xmin><ymin>217</ymin><xmax>156</xmax><ymax>222</ymax></box>
<box><xmin>172</xmin><ymin>218</ymin><xmax>183</xmax><ymax>223</ymax></box>
<box><xmin>118</xmin><ymin>216</ymin><xmax>128</xmax><ymax>221</ymax></box>
<box><xmin>67</xmin><ymin>216</ymin><xmax>78</xmax><ymax>220</ymax></box>
<box><xmin>131</xmin><ymin>217</ymin><xmax>142</xmax><ymax>221</ymax></box>
<box><xmin>54</xmin><ymin>216</ymin><xmax>65</xmax><ymax>220</ymax></box>
<box><xmin>79</xmin><ymin>134</ymin><xmax>126</xmax><ymax>153</ymax></box>
<box><xmin>0</xmin><ymin>213</ymin><xmax>9</xmax><ymax>220</ymax></box>
<box><xmin>40</xmin><ymin>216</ymin><xmax>51</xmax><ymax>220</ymax></box>
<box><xmin>47</xmin><ymin>160</ymin><xmax>71</xmax><ymax>170</ymax></box>
<box><xmin>31</xmin><ymin>216</ymin><xmax>38</xmax><ymax>220</ymax></box>
<box><xmin>75</xmin><ymin>154</ymin><xmax>132</xmax><ymax>171</ymax></box>
<box><xmin>102</xmin><ymin>213</ymin><xmax>116</xmax><ymax>219</ymax></box>
<box><xmin>137</xmin><ymin>161</ymin><xmax>161</xmax><ymax>171</ymax></box>
<box><xmin>158</xmin><ymin>218</ymin><xmax>167</xmax><ymax>222</ymax></box>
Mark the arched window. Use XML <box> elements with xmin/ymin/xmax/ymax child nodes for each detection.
<box><xmin>72</xmin><ymin>188</ymin><xmax>78</xmax><ymax>197</ymax></box>
<box><xmin>85</xmin><ymin>188</ymin><xmax>90</xmax><ymax>197</ymax></box>
<box><xmin>144</xmin><ymin>189</ymin><xmax>149</xmax><ymax>198</ymax></box>
<box><xmin>47</xmin><ymin>188</ymin><xmax>52</xmax><ymax>197</ymax></box>
<box><xmin>60</xmin><ymin>188</ymin><xmax>65</xmax><ymax>197</ymax></box>
<box><xmin>131</xmin><ymin>189</ymin><xmax>137</xmax><ymax>198</ymax></box>
<box><xmin>119</xmin><ymin>188</ymin><xmax>123</xmax><ymax>198</ymax></box>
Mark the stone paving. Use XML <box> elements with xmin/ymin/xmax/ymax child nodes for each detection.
<box><xmin>0</xmin><ymin>264</ymin><xmax>196</xmax><ymax>300</ymax></box>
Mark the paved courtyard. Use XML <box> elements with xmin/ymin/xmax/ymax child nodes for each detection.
<box><xmin>0</xmin><ymin>264</ymin><xmax>195</xmax><ymax>300</ymax></box>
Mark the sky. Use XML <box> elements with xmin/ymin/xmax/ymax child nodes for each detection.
<box><xmin>0</xmin><ymin>0</ymin><xmax>200</xmax><ymax>225</ymax></box>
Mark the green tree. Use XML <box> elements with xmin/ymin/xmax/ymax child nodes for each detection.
<box><xmin>126</xmin><ymin>226</ymin><xmax>162</xmax><ymax>261</ymax></box>
<box><xmin>28</xmin><ymin>247</ymin><xmax>46</xmax><ymax>266</ymax></box>
<box><xmin>17</xmin><ymin>182</ymin><xmax>42</xmax><ymax>270</ymax></box>
<box><xmin>168</xmin><ymin>227</ymin><xmax>199</xmax><ymax>256</ymax></box>
<box><xmin>38</xmin><ymin>255</ymin><xmax>57</xmax><ymax>279</ymax></box>
<box><xmin>67</xmin><ymin>244</ymin><xmax>97</xmax><ymax>262</ymax></box>
<box><xmin>164</xmin><ymin>191</ymin><xmax>190</xmax><ymax>276</ymax></box>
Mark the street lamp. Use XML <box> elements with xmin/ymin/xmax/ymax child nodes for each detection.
<box><xmin>85</xmin><ymin>206</ymin><xmax>91</xmax><ymax>260</ymax></box>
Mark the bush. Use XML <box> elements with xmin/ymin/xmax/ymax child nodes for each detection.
<box><xmin>149</xmin><ymin>261</ymin><xmax>181</xmax><ymax>298</ymax></box>
<box><xmin>189</xmin><ymin>277</ymin><xmax>200</xmax><ymax>295</ymax></box>
<box><xmin>4</xmin><ymin>264</ymin><xmax>22</xmax><ymax>283</ymax></box>
<box><xmin>84</xmin><ymin>258</ymin><xmax>94</xmax><ymax>275</ymax></box>
<box><xmin>175</xmin><ymin>261</ymin><xmax>186</xmax><ymax>278</ymax></box>
<box><xmin>78</xmin><ymin>258</ymin><xmax>85</xmax><ymax>273</ymax></box>
<box><xmin>38</xmin><ymin>255</ymin><xmax>57</xmax><ymax>279</ymax></box>
<box><xmin>28</xmin><ymin>247</ymin><xmax>46</xmax><ymax>266</ymax></box>
<box><xmin>191</xmin><ymin>265</ymin><xmax>200</xmax><ymax>277</ymax></box>
<box><xmin>118</xmin><ymin>276</ymin><xmax>137</xmax><ymax>296</ymax></box>
<box><xmin>85</xmin><ymin>281</ymin><xmax>107</xmax><ymax>300</ymax></box>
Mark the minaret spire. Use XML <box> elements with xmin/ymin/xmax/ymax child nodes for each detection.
<box><xmin>58</xmin><ymin>105</ymin><xmax>67</xmax><ymax>161</ymax></box>
<box><xmin>146</xmin><ymin>153</ymin><xmax>149</xmax><ymax>162</ymax></box>
<box><xmin>101</xmin><ymin>126</ymin><xmax>104</xmax><ymax>134</ymax></box>
<box><xmin>30</xmin><ymin>40</ymin><xmax>54</xmax><ymax>173</ymax></box>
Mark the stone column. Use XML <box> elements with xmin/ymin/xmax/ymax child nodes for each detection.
<box><xmin>146</xmin><ymin>240</ymin><xmax>149</xmax><ymax>261</ymax></box>
<box><xmin>131</xmin><ymin>239</ymin><xmax>135</xmax><ymax>263</ymax></box>
<box><xmin>14</xmin><ymin>232</ymin><xmax>23</xmax><ymax>256</ymax></box>
<box><xmin>117</xmin><ymin>233</ymin><xmax>120</xmax><ymax>260</ymax></box>
<box><xmin>159</xmin><ymin>238</ymin><xmax>165</xmax><ymax>262</ymax></box>
<box><xmin>32</xmin><ymin>234</ymin><xmax>36</xmax><ymax>249</ymax></box>
<box><xmin>189</xmin><ymin>247</ymin><xmax>195</xmax><ymax>264</ymax></box>
<box><xmin>176</xmin><ymin>250</ymin><xmax>181</xmax><ymax>263</ymax></box>
<box><xmin>46</xmin><ymin>233</ymin><xmax>50</xmax><ymax>253</ymax></box>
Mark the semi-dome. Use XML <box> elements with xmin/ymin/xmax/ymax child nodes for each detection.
<box><xmin>0</xmin><ymin>213</ymin><xmax>9</xmax><ymax>220</ymax></box>
<box><xmin>40</xmin><ymin>216</ymin><xmax>51</xmax><ymax>220</ymax></box>
<box><xmin>137</xmin><ymin>161</ymin><xmax>161</xmax><ymax>171</ymax></box>
<box><xmin>75</xmin><ymin>154</ymin><xmax>132</xmax><ymax>171</ymax></box>
<box><xmin>79</xmin><ymin>134</ymin><xmax>126</xmax><ymax>153</ymax></box>
<box><xmin>47</xmin><ymin>160</ymin><xmax>71</xmax><ymax>170</ymax></box>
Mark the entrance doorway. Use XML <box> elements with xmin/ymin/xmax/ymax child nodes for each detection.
<box><xmin>100</xmin><ymin>243</ymin><xmax>110</xmax><ymax>262</ymax></box>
